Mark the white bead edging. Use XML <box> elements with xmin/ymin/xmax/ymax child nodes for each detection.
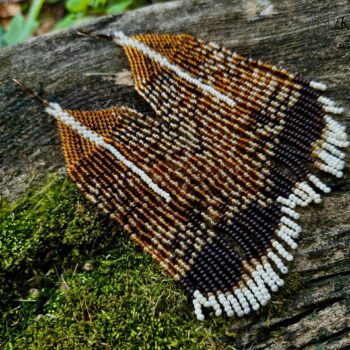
<box><xmin>45</xmin><ymin>102</ymin><xmax>172</xmax><ymax>203</ymax></box>
<box><xmin>310</xmin><ymin>80</ymin><xmax>327</xmax><ymax>91</ymax></box>
<box><xmin>192</xmin><ymin>107</ymin><xmax>348</xmax><ymax>320</ymax></box>
<box><xmin>112</xmin><ymin>31</ymin><xmax>237</xmax><ymax>109</ymax></box>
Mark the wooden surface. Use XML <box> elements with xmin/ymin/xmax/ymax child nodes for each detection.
<box><xmin>0</xmin><ymin>0</ymin><xmax>349</xmax><ymax>348</ymax></box>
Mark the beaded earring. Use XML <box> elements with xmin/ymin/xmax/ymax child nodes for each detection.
<box><xmin>14</xmin><ymin>31</ymin><xmax>347</xmax><ymax>321</ymax></box>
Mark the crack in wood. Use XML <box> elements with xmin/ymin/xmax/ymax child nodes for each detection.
<box><xmin>300</xmin><ymin>327</ymin><xmax>350</xmax><ymax>349</ymax></box>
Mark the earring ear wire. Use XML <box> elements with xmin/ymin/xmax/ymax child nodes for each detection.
<box><xmin>12</xmin><ymin>79</ymin><xmax>50</xmax><ymax>108</ymax></box>
<box><xmin>77</xmin><ymin>31</ymin><xmax>114</xmax><ymax>42</ymax></box>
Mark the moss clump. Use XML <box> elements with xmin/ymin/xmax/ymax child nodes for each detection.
<box><xmin>264</xmin><ymin>271</ymin><xmax>304</xmax><ymax>326</ymax></box>
<box><xmin>0</xmin><ymin>176</ymin><xmax>234</xmax><ymax>349</ymax></box>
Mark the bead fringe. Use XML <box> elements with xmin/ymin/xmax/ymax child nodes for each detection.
<box><xmin>192</xmin><ymin>92</ymin><xmax>347</xmax><ymax>319</ymax></box>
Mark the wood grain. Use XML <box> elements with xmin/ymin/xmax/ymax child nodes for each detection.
<box><xmin>0</xmin><ymin>0</ymin><xmax>349</xmax><ymax>348</ymax></box>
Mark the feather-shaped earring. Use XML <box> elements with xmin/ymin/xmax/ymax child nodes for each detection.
<box><xmin>14</xmin><ymin>31</ymin><xmax>347</xmax><ymax>321</ymax></box>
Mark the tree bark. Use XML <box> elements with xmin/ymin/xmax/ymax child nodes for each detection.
<box><xmin>0</xmin><ymin>0</ymin><xmax>349</xmax><ymax>348</ymax></box>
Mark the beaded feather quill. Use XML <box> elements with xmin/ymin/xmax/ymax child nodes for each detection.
<box><xmin>15</xmin><ymin>32</ymin><xmax>348</xmax><ymax>320</ymax></box>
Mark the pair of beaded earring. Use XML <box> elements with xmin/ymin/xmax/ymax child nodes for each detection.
<box><xmin>14</xmin><ymin>31</ymin><xmax>348</xmax><ymax>321</ymax></box>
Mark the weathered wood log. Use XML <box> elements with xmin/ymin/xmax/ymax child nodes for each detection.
<box><xmin>0</xmin><ymin>0</ymin><xmax>349</xmax><ymax>348</ymax></box>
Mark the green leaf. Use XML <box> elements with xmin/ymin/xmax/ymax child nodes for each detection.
<box><xmin>65</xmin><ymin>0</ymin><xmax>90</xmax><ymax>13</ymax></box>
<box><xmin>106</xmin><ymin>0</ymin><xmax>133</xmax><ymax>15</ymax></box>
<box><xmin>54</xmin><ymin>13</ymin><xmax>91</xmax><ymax>30</ymax></box>
<box><xmin>2</xmin><ymin>0</ymin><xmax>45</xmax><ymax>46</ymax></box>
<box><xmin>89</xmin><ymin>0</ymin><xmax>108</xmax><ymax>9</ymax></box>
<box><xmin>27</xmin><ymin>0</ymin><xmax>45</xmax><ymax>23</ymax></box>
<box><xmin>3</xmin><ymin>14</ymin><xmax>39</xmax><ymax>46</ymax></box>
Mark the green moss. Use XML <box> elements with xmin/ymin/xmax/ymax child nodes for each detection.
<box><xmin>0</xmin><ymin>174</ymin><xmax>308</xmax><ymax>348</ymax></box>
<box><xmin>0</xmin><ymin>176</ymin><xmax>235</xmax><ymax>349</ymax></box>
<box><xmin>264</xmin><ymin>271</ymin><xmax>304</xmax><ymax>326</ymax></box>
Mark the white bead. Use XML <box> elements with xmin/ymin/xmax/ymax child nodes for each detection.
<box><xmin>271</xmin><ymin>285</ymin><xmax>278</xmax><ymax>292</ymax></box>
<box><xmin>260</xmin><ymin>299</ymin><xmax>268</xmax><ymax>306</ymax></box>
<box><xmin>227</xmin><ymin>310</ymin><xmax>235</xmax><ymax>317</ymax></box>
<box><xmin>199</xmin><ymin>296</ymin><xmax>206</xmax><ymax>304</ymax></box>
<box><xmin>223</xmin><ymin>301</ymin><xmax>230</xmax><ymax>308</ymax></box>
<box><xmin>215</xmin><ymin>309</ymin><xmax>222</xmax><ymax>317</ymax></box>
<box><xmin>197</xmin><ymin>314</ymin><xmax>205</xmax><ymax>321</ymax></box>
<box><xmin>252</xmin><ymin>303</ymin><xmax>260</xmax><ymax>310</ymax></box>
<box><xmin>213</xmin><ymin>303</ymin><xmax>221</xmax><ymax>311</ymax></box>
<box><xmin>241</xmin><ymin>301</ymin><xmax>249</xmax><ymax>308</ymax></box>
<box><xmin>276</xmin><ymin>279</ymin><xmax>284</xmax><ymax>287</ymax></box>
